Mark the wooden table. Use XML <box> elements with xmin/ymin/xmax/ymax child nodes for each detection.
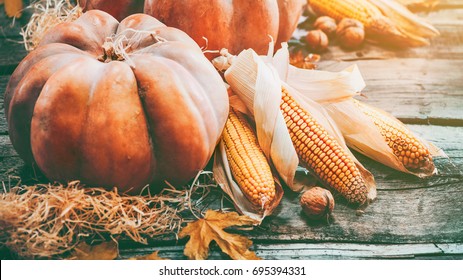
<box><xmin>1</xmin><ymin>1</ymin><xmax>462</xmax><ymax>259</ymax></box>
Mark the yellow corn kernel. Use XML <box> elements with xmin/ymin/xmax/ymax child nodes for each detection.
<box><xmin>354</xmin><ymin>100</ymin><xmax>432</xmax><ymax>170</ymax></box>
<box><xmin>223</xmin><ymin>108</ymin><xmax>276</xmax><ymax>208</ymax></box>
<box><xmin>280</xmin><ymin>88</ymin><xmax>367</xmax><ymax>204</ymax></box>
<box><xmin>309</xmin><ymin>0</ymin><xmax>383</xmax><ymax>29</ymax></box>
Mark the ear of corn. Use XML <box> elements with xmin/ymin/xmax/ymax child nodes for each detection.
<box><xmin>353</xmin><ymin>100</ymin><xmax>433</xmax><ymax>172</ymax></box>
<box><xmin>222</xmin><ymin>108</ymin><xmax>276</xmax><ymax>208</ymax></box>
<box><xmin>309</xmin><ymin>0</ymin><xmax>385</xmax><ymax>27</ymax></box>
<box><xmin>309</xmin><ymin>0</ymin><xmax>433</xmax><ymax>47</ymax></box>
<box><xmin>280</xmin><ymin>87</ymin><xmax>368</xmax><ymax>204</ymax></box>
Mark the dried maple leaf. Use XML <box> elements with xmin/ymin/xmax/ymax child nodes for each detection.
<box><xmin>179</xmin><ymin>210</ymin><xmax>260</xmax><ymax>260</ymax></box>
<box><xmin>69</xmin><ymin>240</ymin><xmax>118</xmax><ymax>260</ymax></box>
<box><xmin>129</xmin><ymin>251</ymin><xmax>168</xmax><ymax>260</ymax></box>
<box><xmin>2</xmin><ymin>0</ymin><xmax>23</xmax><ymax>18</ymax></box>
<box><xmin>289</xmin><ymin>50</ymin><xmax>320</xmax><ymax>70</ymax></box>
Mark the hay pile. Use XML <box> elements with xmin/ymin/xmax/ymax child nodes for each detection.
<box><xmin>0</xmin><ymin>179</ymin><xmax>209</xmax><ymax>258</ymax></box>
<box><xmin>21</xmin><ymin>0</ymin><xmax>82</xmax><ymax>51</ymax></box>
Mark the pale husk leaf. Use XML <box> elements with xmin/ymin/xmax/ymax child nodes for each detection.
<box><xmin>224</xmin><ymin>49</ymin><xmax>376</xmax><ymax>202</ymax></box>
<box><xmin>224</xmin><ymin>49</ymin><xmax>299</xmax><ymax>190</ymax></box>
<box><xmin>368</xmin><ymin>0</ymin><xmax>440</xmax><ymax>38</ymax></box>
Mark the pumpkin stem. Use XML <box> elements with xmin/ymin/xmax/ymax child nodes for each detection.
<box><xmin>97</xmin><ymin>29</ymin><xmax>164</xmax><ymax>67</ymax></box>
<box><xmin>212</xmin><ymin>48</ymin><xmax>235</xmax><ymax>72</ymax></box>
<box><xmin>98</xmin><ymin>41</ymin><xmax>125</xmax><ymax>62</ymax></box>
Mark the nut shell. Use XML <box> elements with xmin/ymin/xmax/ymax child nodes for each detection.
<box><xmin>313</xmin><ymin>16</ymin><xmax>337</xmax><ymax>37</ymax></box>
<box><xmin>305</xmin><ymin>29</ymin><xmax>329</xmax><ymax>52</ymax></box>
<box><xmin>336</xmin><ymin>18</ymin><xmax>365</xmax><ymax>49</ymax></box>
<box><xmin>300</xmin><ymin>187</ymin><xmax>335</xmax><ymax>220</ymax></box>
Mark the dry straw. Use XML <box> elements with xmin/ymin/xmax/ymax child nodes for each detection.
<box><xmin>0</xmin><ymin>174</ymin><xmax>216</xmax><ymax>259</ymax></box>
<box><xmin>20</xmin><ymin>0</ymin><xmax>82</xmax><ymax>51</ymax></box>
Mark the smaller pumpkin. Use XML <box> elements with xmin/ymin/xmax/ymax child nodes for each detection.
<box><xmin>5</xmin><ymin>11</ymin><xmax>229</xmax><ymax>193</ymax></box>
<box><xmin>79</xmin><ymin>0</ymin><xmax>144</xmax><ymax>21</ymax></box>
<box><xmin>144</xmin><ymin>0</ymin><xmax>306</xmax><ymax>58</ymax></box>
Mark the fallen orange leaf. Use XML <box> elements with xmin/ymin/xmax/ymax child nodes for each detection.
<box><xmin>179</xmin><ymin>210</ymin><xmax>260</xmax><ymax>260</ymax></box>
<box><xmin>129</xmin><ymin>251</ymin><xmax>168</xmax><ymax>260</ymax></box>
<box><xmin>69</xmin><ymin>240</ymin><xmax>118</xmax><ymax>260</ymax></box>
<box><xmin>3</xmin><ymin>0</ymin><xmax>22</xmax><ymax>18</ymax></box>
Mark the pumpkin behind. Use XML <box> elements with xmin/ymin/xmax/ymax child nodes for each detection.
<box><xmin>144</xmin><ymin>0</ymin><xmax>306</xmax><ymax>58</ymax></box>
<box><xmin>79</xmin><ymin>0</ymin><xmax>305</xmax><ymax>58</ymax></box>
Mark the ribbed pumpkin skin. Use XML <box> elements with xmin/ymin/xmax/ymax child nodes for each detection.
<box><xmin>144</xmin><ymin>0</ymin><xmax>305</xmax><ymax>58</ymax></box>
<box><xmin>78</xmin><ymin>0</ymin><xmax>305</xmax><ymax>58</ymax></box>
<box><xmin>79</xmin><ymin>0</ymin><xmax>144</xmax><ymax>21</ymax></box>
<box><xmin>4</xmin><ymin>11</ymin><xmax>229</xmax><ymax>193</ymax></box>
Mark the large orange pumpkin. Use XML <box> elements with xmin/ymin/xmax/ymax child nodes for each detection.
<box><xmin>5</xmin><ymin>11</ymin><xmax>229</xmax><ymax>193</ymax></box>
<box><xmin>80</xmin><ymin>0</ymin><xmax>305</xmax><ymax>58</ymax></box>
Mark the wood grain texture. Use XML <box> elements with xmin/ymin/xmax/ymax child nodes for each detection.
<box><xmin>0</xmin><ymin>38</ymin><xmax>26</xmax><ymax>75</ymax></box>
<box><xmin>119</xmin><ymin>242</ymin><xmax>463</xmax><ymax>260</ymax></box>
<box><xmin>0</xmin><ymin>75</ymin><xmax>9</xmax><ymax>134</ymax></box>
<box><xmin>1</xmin><ymin>126</ymin><xmax>462</xmax><ymax>245</ymax></box>
<box><xmin>318</xmin><ymin>59</ymin><xmax>463</xmax><ymax>125</ymax></box>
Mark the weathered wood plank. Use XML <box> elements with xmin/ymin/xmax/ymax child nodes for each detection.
<box><xmin>118</xmin><ymin>242</ymin><xmax>463</xmax><ymax>260</ymax></box>
<box><xmin>1</xmin><ymin>125</ymin><xmax>462</xmax><ymax>244</ymax></box>
<box><xmin>0</xmin><ymin>38</ymin><xmax>26</xmax><ymax>75</ymax></box>
<box><xmin>0</xmin><ymin>76</ymin><xmax>8</xmax><ymax>135</ymax></box>
<box><xmin>318</xmin><ymin>58</ymin><xmax>463</xmax><ymax>125</ymax></box>
<box><xmin>253</xmin><ymin>181</ymin><xmax>463</xmax><ymax>244</ymax></box>
<box><xmin>429</xmin><ymin>0</ymin><xmax>463</xmax><ymax>9</ymax></box>
<box><xmin>435</xmin><ymin>243</ymin><xmax>463</xmax><ymax>254</ymax></box>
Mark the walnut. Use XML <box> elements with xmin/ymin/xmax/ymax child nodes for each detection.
<box><xmin>313</xmin><ymin>16</ymin><xmax>337</xmax><ymax>37</ymax></box>
<box><xmin>336</xmin><ymin>18</ymin><xmax>365</xmax><ymax>49</ymax></box>
<box><xmin>300</xmin><ymin>187</ymin><xmax>334</xmax><ymax>220</ymax></box>
<box><xmin>305</xmin><ymin>29</ymin><xmax>329</xmax><ymax>52</ymax></box>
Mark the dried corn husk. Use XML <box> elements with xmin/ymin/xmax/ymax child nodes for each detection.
<box><xmin>213</xmin><ymin>140</ymin><xmax>284</xmax><ymax>222</ymax></box>
<box><xmin>272</xmin><ymin>44</ymin><xmax>445</xmax><ymax>177</ymax></box>
<box><xmin>367</xmin><ymin>0</ymin><xmax>440</xmax><ymax>40</ymax></box>
<box><xmin>395</xmin><ymin>0</ymin><xmax>439</xmax><ymax>12</ymax></box>
<box><xmin>222</xmin><ymin>49</ymin><xmax>376</xmax><ymax>203</ymax></box>
<box><xmin>213</xmin><ymin>89</ymin><xmax>284</xmax><ymax>222</ymax></box>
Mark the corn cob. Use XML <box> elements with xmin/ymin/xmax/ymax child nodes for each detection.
<box><xmin>310</xmin><ymin>0</ymin><xmax>384</xmax><ymax>27</ymax></box>
<box><xmin>222</xmin><ymin>108</ymin><xmax>276</xmax><ymax>208</ymax></box>
<box><xmin>353</xmin><ymin>100</ymin><xmax>432</xmax><ymax>170</ymax></box>
<box><xmin>280</xmin><ymin>88</ymin><xmax>368</xmax><ymax>204</ymax></box>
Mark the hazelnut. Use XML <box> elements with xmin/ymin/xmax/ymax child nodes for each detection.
<box><xmin>305</xmin><ymin>29</ymin><xmax>329</xmax><ymax>52</ymax></box>
<box><xmin>313</xmin><ymin>16</ymin><xmax>337</xmax><ymax>37</ymax></box>
<box><xmin>300</xmin><ymin>187</ymin><xmax>334</xmax><ymax>220</ymax></box>
<box><xmin>336</xmin><ymin>18</ymin><xmax>365</xmax><ymax>49</ymax></box>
